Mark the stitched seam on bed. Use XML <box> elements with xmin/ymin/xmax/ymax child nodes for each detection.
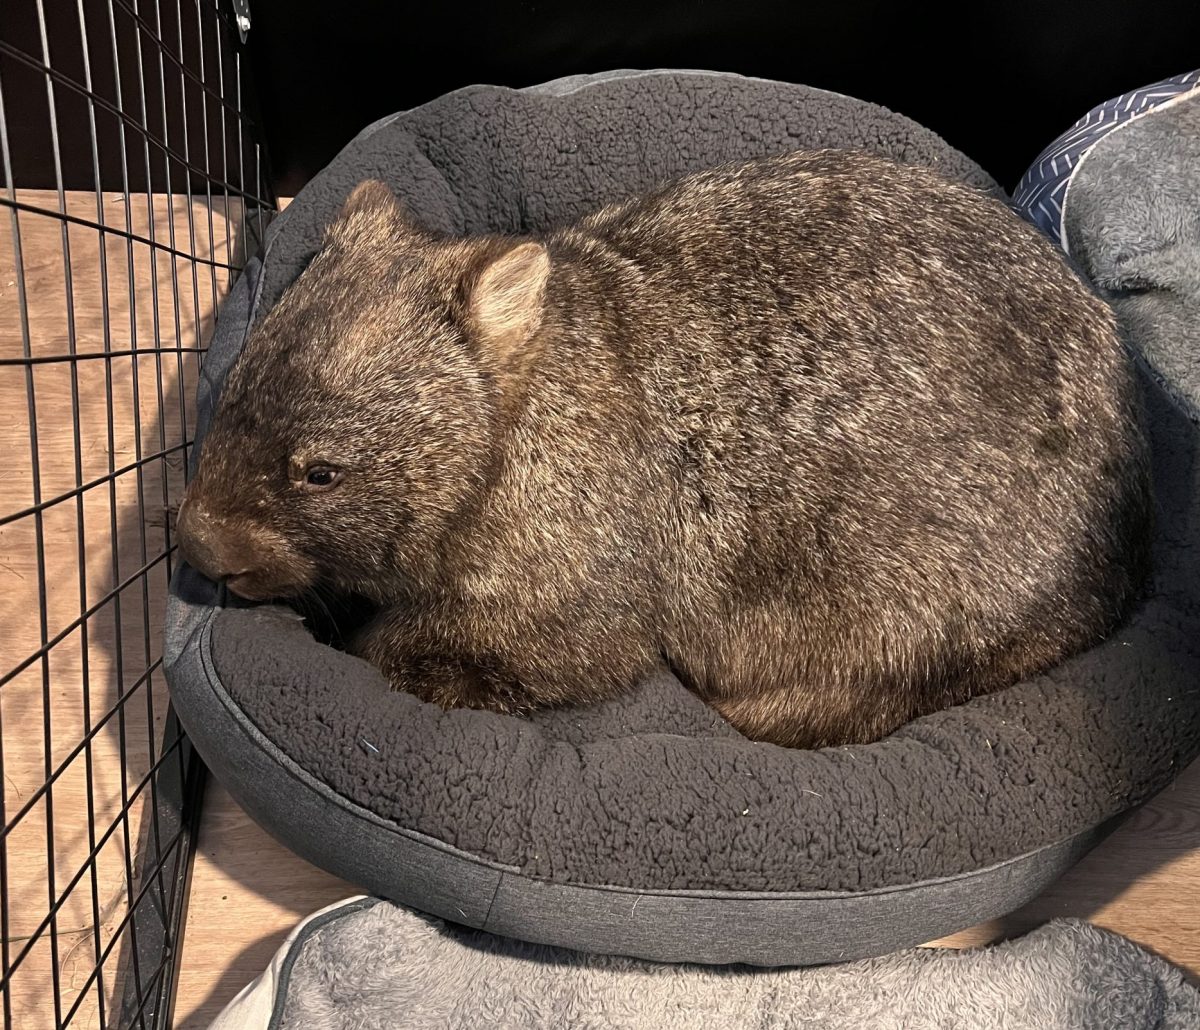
<box><xmin>482</xmin><ymin>871</ymin><xmax>506</xmax><ymax>931</ymax></box>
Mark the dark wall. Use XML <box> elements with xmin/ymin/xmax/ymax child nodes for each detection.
<box><xmin>5</xmin><ymin>0</ymin><xmax>1198</xmax><ymax>195</ymax></box>
<box><xmin>249</xmin><ymin>0</ymin><xmax>1200</xmax><ymax>195</ymax></box>
<box><xmin>2</xmin><ymin>0</ymin><xmax>265</xmax><ymax>196</ymax></box>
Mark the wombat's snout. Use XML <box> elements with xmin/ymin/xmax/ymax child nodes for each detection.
<box><xmin>176</xmin><ymin>498</ymin><xmax>250</xmax><ymax>587</ymax></box>
<box><xmin>176</xmin><ymin>497</ymin><xmax>285</xmax><ymax>600</ymax></box>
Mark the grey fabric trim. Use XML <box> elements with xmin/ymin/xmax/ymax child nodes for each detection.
<box><xmin>478</xmin><ymin>825</ymin><xmax>1113</xmax><ymax>965</ymax></box>
<box><xmin>167</xmin><ymin>586</ymin><xmax>1119</xmax><ymax>965</ymax></box>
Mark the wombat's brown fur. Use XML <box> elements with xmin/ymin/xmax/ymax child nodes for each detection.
<box><xmin>178</xmin><ymin>149</ymin><xmax>1150</xmax><ymax>748</ymax></box>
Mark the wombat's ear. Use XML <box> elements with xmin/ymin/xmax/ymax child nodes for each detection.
<box><xmin>340</xmin><ymin>179</ymin><xmax>401</xmax><ymax>219</ymax></box>
<box><xmin>327</xmin><ymin>179</ymin><xmax>415</xmax><ymax>240</ymax></box>
<box><xmin>468</xmin><ymin>242</ymin><xmax>550</xmax><ymax>362</ymax></box>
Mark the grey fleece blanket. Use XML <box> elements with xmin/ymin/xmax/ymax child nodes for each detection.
<box><xmin>1063</xmin><ymin>88</ymin><xmax>1200</xmax><ymax>424</ymax></box>
<box><xmin>214</xmin><ymin>898</ymin><xmax>1200</xmax><ymax>1030</ymax></box>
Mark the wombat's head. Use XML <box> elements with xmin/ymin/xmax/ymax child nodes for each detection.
<box><xmin>177</xmin><ymin>180</ymin><xmax>550</xmax><ymax>602</ymax></box>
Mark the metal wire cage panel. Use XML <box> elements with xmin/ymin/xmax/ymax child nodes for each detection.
<box><xmin>0</xmin><ymin>1</ymin><xmax>274</xmax><ymax>1026</ymax></box>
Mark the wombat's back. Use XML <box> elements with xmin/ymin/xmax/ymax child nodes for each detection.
<box><xmin>538</xmin><ymin>149</ymin><xmax>1150</xmax><ymax>746</ymax></box>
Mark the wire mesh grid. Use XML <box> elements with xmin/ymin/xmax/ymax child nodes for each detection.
<box><xmin>0</xmin><ymin>0</ymin><xmax>273</xmax><ymax>1026</ymax></box>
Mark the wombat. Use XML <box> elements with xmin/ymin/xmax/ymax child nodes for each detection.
<box><xmin>177</xmin><ymin>149</ymin><xmax>1151</xmax><ymax>748</ymax></box>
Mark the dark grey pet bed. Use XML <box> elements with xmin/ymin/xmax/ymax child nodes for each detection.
<box><xmin>164</xmin><ymin>70</ymin><xmax>1200</xmax><ymax>967</ymax></box>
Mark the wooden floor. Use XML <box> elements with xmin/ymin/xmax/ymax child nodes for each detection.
<box><xmin>5</xmin><ymin>190</ymin><xmax>1199</xmax><ymax>1029</ymax></box>
<box><xmin>1</xmin><ymin>189</ymin><xmax>244</xmax><ymax>1029</ymax></box>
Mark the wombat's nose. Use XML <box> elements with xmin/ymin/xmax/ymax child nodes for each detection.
<box><xmin>176</xmin><ymin>499</ymin><xmax>256</xmax><ymax>586</ymax></box>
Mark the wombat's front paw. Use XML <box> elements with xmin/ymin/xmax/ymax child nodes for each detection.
<box><xmin>385</xmin><ymin>657</ymin><xmax>532</xmax><ymax>716</ymax></box>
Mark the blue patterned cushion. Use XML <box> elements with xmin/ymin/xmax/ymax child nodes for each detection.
<box><xmin>1013</xmin><ymin>69</ymin><xmax>1200</xmax><ymax>246</ymax></box>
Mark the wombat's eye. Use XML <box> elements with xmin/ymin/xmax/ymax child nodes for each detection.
<box><xmin>300</xmin><ymin>465</ymin><xmax>344</xmax><ymax>492</ymax></box>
